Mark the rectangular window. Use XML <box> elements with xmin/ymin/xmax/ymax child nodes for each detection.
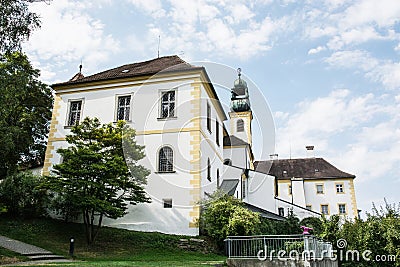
<box><xmin>216</xmin><ymin>120</ymin><xmax>220</xmax><ymax>146</ymax></box>
<box><xmin>288</xmin><ymin>185</ymin><xmax>292</xmax><ymax>195</ymax></box>
<box><xmin>338</xmin><ymin>204</ymin><xmax>346</xmax><ymax>214</ymax></box>
<box><xmin>207</xmin><ymin>102</ymin><xmax>211</xmax><ymax>132</ymax></box>
<box><xmin>336</xmin><ymin>183</ymin><xmax>344</xmax><ymax>193</ymax></box>
<box><xmin>207</xmin><ymin>158</ymin><xmax>211</xmax><ymax>181</ymax></box>
<box><xmin>316</xmin><ymin>184</ymin><xmax>324</xmax><ymax>194</ymax></box>
<box><xmin>163</xmin><ymin>199</ymin><xmax>172</xmax><ymax>208</ymax></box>
<box><xmin>116</xmin><ymin>95</ymin><xmax>131</xmax><ymax>121</ymax></box>
<box><xmin>160</xmin><ymin>91</ymin><xmax>175</xmax><ymax>118</ymax></box>
<box><xmin>306</xmin><ymin>205</ymin><xmax>312</xmax><ymax>211</ymax></box>
<box><xmin>278</xmin><ymin>207</ymin><xmax>285</xmax><ymax>217</ymax></box>
<box><xmin>242</xmin><ymin>179</ymin><xmax>246</xmax><ymax>199</ymax></box>
<box><xmin>67</xmin><ymin>100</ymin><xmax>82</xmax><ymax>126</ymax></box>
<box><xmin>216</xmin><ymin>169</ymin><xmax>220</xmax><ymax>188</ymax></box>
<box><xmin>321</xmin><ymin>204</ymin><xmax>329</xmax><ymax>215</ymax></box>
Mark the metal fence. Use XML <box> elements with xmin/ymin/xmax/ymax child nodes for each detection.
<box><xmin>225</xmin><ymin>235</ymin><xmax>333</xmax><ymax>260</ymax></box>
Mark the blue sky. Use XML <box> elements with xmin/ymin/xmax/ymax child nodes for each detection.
<box><xmin>25</xmin><ymin>0</ymin><xmax>400</xmax><ymax>216</ymax></box>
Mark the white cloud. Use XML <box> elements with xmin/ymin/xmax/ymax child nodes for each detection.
<box><xmin>127</xmin><ymin>0</ymin><xmax>166</xmax><ymax>18</ymax></box>
<box><xmin>368</xmin><ymin>62</ymin><xmax>400</xmax><ymax>90</ymax></box>
<box><xmin>276</xmin><ymin>89</ymin><xmax>400</xmax><ymax>184</ymax></box>
<box><xmin>325</xmin><ymin>50</ymin><xmax>378</xmax><ymax>70</ymax></box>
<box><xmin>225</xmin><ymin>4</ymin><xmax>255</xmax><ymax>24</ymax></box>
<box><xmin>339</xmin><ymin>0</ymin><xmax>400</xmax><ymax>29</ymax></box>
<box><xmin>325</xmin><ymin>50</ymin><xmax>400</xmax><ymax>90</ymax></box>
<box><xmin>303</xmin><ymin>0</ymin><xmax>400</xmax><ymax>51</ymax></box>
<box><xmin>25</xmin><ymin>0</ymin><xmax>120</xmax><ymax>76</ymax></box>
<box><xmin>122</xmin><ymin>0</ymin><xmax>288</xmax><ymax>60</ymax></box>
<box><xmin>308</xmin><ymin>46</ymin><xmax>326</xmax><ymax>55</ymax></box>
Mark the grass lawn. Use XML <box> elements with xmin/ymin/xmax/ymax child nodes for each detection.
<box><xmin>0</xmin><ymin>247</ymin><xmax>28</xmax><ymax>265</ymax></box>
<box><xmin>0</xmin><ymin>217</ymin><xmax>226</xmax><ymax>266</ymax></box>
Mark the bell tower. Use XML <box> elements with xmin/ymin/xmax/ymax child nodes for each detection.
<box><xmin>229</xmin><ymin>68</ymin><xmax>253</xmax><ymax>146</ymax></box>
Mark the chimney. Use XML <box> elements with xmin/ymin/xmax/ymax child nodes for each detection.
<box><xmin>306</xmin><ymin>146</ymin><xmax>315</xmax><ymax>158</ymax></box>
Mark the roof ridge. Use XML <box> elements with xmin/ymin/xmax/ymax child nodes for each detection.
<box><xmin>52</xmin><ymin>55</ymin><xmax>197</xmax><ymax>87</ymax></box>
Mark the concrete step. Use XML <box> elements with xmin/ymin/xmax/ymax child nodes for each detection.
<box><xmin>27</xmin><ymin>254</ymin><xmax>66</xmax><ymax>261</ymax></box>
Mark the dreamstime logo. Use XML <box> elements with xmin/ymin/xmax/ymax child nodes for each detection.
<box><xmin>121</xmin><ymin>61</ymin><xmax>276</xmax><ymax>208</ymax></box>
<box><xmin>256</xmin><ymin>238</ymin><xmax>397</xmax><ymax>263</ymax></box>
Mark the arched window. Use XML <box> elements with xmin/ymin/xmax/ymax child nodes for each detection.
<box><xmin>237</xmin><ymin>119</ymin><xmax>244</xmax><ymax>132</ymax></box>
<box><xmin>207</xmin><ymin>158</ymin><xmax>211</xmax><ymax>181</ymax></box>
<box><xmin>158</xmin><ymin>146</ymin><xmax>173</xmax><ymax>172</ymax></box>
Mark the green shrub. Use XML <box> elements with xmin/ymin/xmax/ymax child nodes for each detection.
<box><xmin>199</xmin><ymin>191</ymin><xmax>260</xmax><ymax>244</ymax></box>
<box><xmin>0</xmin><ymin>171</ymin><xmax>49</xmax><ymax>218</ymax></box>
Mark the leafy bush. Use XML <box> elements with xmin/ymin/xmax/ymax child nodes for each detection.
<box><xmin>300</xmin><ymin>216</ymin><xmax>323</xmax><ymax>236</ymax></box>
<box><xmin>0</xmin><ymin>171</ymin><xmax>49</xmax><ymax>217</ymax></box>
<box><xmin>199</xmin><ymin>191</ymin><xmax>260</xmax><ymax>244</ymax></box>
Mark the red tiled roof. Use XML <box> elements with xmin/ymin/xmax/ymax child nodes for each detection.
<box><xmin>52</xmin><ymin>55</ymin><xmax>201</xmax><ymax>87</ymax></box>
<box><xmin>254</xmin><ymin>158</ymin><xmax>355</xmax><ymax>179</ymax></box>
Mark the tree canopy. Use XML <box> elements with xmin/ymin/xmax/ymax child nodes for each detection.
<box><xmin>0</xmin><ymin>52</ymin><xmax>53</xmax><ymax>177</ymax></box>
<box><xmin>0</xmin><ymin>0</ymin><xmax>41</xmax><ymax>54</ymax></box>
<box><xmin>47</xmin><ymin>117</ymin><xmax>151</xmax><ymax>245</ymax></box>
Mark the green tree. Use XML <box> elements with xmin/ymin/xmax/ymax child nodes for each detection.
<box><xmin>300</xmin><ymin>216</ymin><xmax>323</xmax><ymax>236</ymax></box>
<box><xmin>0</xmin><ymin>171</ymin><xmax>49</xmax><ymax>217</ymax></box>
<box><xmin>199</xmin><ymin>191</ymin><xmax>260</xmax><ymax>244</ymax></box>
<box><xmin>46</xmin><ymin>117</ymin><xmax>150</xmax><ymax>245</ymax></box>
<box><xmin>0</xmin><ymin>0</ymin><xmax>41</xmax><ymax>53</ymax></box>
<box><xmin>0</xmin><ymin>52</ymin><xmax>53</xmax><ymax>178</ymax></box>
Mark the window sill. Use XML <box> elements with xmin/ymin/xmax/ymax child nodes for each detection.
<box><xmin>113</xmin><ymin>120</ymin><xmax>132</xmax><ymax>124</ymax></box>
<box><xmin>157</xmin><ymin>117</ymin><xmax>177</xmax><ymax>121</ymax></box>
<box><xmin>155</xmin><ymin>171</ymin><xmax>176</xmax><ymax>174</ymax></box>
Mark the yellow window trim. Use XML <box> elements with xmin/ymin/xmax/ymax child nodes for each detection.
<box><xmin>335</xmin><ymin>182</ymin><xmax>345</xmax><ymax>194</ymax></box>
<box><xmin>320</xmin><ymin>204</ymin><xmax>330</xmax><ymax>215</ymax></box>
<box><xmin>316</xmin><ymin>183</ymin><xmax>324</xmax><ymax>194</ymax></box>
<box><xmin>338</xmin><ymin>203</ymin><xmax>347</xmax><ymax>215</ymax></box>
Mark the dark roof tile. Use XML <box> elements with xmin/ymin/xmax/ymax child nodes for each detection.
<box><xmin>53</xmin><ymin>55</ymin><xmax>200</xmax><ymax>87</ymax></box>
<box><xmin>223</xmin><ymin>135</ymin><xmax>248</xmax><ymax>147</ymax></box>
<box><xmin>254</xmin><ymin>158</ymin><xmax>355</xmax><ymax>179</ymax></box>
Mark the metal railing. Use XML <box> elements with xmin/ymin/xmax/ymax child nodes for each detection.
<box><xmin>225</xmin><ymin>235</ymin><xmax>333</xmax><ymax>260</ymax></box>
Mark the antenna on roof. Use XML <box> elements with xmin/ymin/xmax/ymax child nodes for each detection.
<box><xmin>157</xmin><ymin>35</ymin><xmax>160</xmax><ymax>58</ymax></box>
<box><xmin>79</xmin><ymin>59</ymin><xmax>83</xmax><ymax>74</ymax></box>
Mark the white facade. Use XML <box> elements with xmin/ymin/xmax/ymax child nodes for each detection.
<box><xmin>276</xmin><ymin>177</ymin><xmax>358</xmax><ymax>219</ymax></box>
<box><xmin>43</xmin><ymin>56</ymin><xmax>358</xmax><ymax>236</ymax></box>
<box><xmin>44</xmin><ymin>62</ymin><xmax>228</xmax><ymax>235</ymax></box>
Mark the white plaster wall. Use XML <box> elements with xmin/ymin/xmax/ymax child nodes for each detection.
<box><xmin>304</xmin><ymin>179</ymin><xmax>355</xmax><ymax>218</ymax></box>
<box><xmin>46</xmin><ymin>74</ymin><xmax>215</xmax><ymax>236</ymax></box>
<box><xmin>230</xmin><ymin>115</ymin><xmax>251</xmax><ymax>145</ymax></box>
<box><xmin>223</xmin><ymin>147</ymin><xmax>250</xmax><ymax>169</ymax></box>
<box><xmin>199</xmin><ymin>86</ymin><xmax>225</xmax><ymax>199</ymax></box>
<box><xmin>291</xmin><ymin>179</ymin><xmax>306</xmax><ymax>207</ymax></box>
<box><xmin>246</xmin><ymin>171</ymin><xmax>276</xmax><ymax>212</ymax></box>
<box><xmin>275</xmin><ymin>198</ymin><xmax>320</xmax><ymax>220</ymax></box>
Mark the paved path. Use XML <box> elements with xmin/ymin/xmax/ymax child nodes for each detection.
<box><xmin>0</xmin><ymin>235</ymin><xmax>72</xmax><ymax>265</ymax></box>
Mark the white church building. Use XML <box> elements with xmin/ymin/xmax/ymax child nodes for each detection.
<box><xmin>43</xmin><ymin>56</ymin><xmax>358</xmax><ymax>236</ymax></box>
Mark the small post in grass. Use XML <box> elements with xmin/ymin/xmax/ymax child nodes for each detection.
<box><xmin>69</xmin><ymin>237</ymin><xmax>75</xmax><ymax>257</ymax></box>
